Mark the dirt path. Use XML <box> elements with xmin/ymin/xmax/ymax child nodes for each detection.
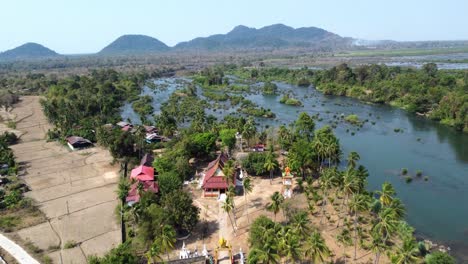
<box><xmin>1</xmin><ymin>96</ymin><xmax>121</xmax><ymax>264</ymax></box>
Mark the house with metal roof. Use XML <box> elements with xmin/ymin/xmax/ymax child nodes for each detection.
<box><xmin>66</xmin><ymin>136</ymin><xmax>93</xmax><ymax>151</ymax></box>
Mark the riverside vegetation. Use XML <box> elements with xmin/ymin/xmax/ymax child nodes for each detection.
<box><xmin>227</xmin><ymin>64</ymin><xmax>468</xmax><ymax>132</ymax></box>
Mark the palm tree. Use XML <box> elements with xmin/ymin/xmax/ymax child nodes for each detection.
<box><xmin>248</xmin><ymin>243</ymin><xmax>280</xmax><ymax>264</ymax></box>
<box><xmin>319</xmin><ymin>168</ymin><xmax>337</xmax><ymax>224</ymax></box>
<box><xmin>222</xmin><ymin>160</ymin><xmax>235</xmax><ymax>186</ymax></box>
<box><xmin>390</xmin><ymin>198</ymin><xmax>406</xmax><ymax>220</ymax></box>
<box><xmin>277</xmin><ymin>125</ymin><xmax>292</xmax><ymax>151</ymax></box>
<box><xmin>304</xmin><ymin>231</ymin><xmax>331</xmax><ymax>263</ymax></box>
<box><xmin>372</xmin><ymin>207</ymin><xmax>398</xmax><ymax>245</ymax></box>
<box><xmin>158</xmin><ymin>224</ymin><xmax>176</xmax><ymax>261</ymax></box>
<box><xmin>391</xmin><ymin>237</ymin><xmax>420</xmax><ymax>264</ymax></box>
<box><xmin>264</xmin><ymin>153</ymin><xmax>277</xmax><ymax>184</ymax></box>
<box><xmin>369</xmin><ymin>232</ymin><xmax>386</xmax><ymax>264</ymax></box>
<box><xmin>222</xmin><ymin>196</ymin><xmax>237</xmax><ymax>233</ymax></box>
<box><xmin>337</xmin><ymin>229</ymin><xmax>352</xmax><ymax>264</ymax></box>
<box><xmin>243</xmin><ymin>176</ymin><xmax>253</xmax><ymax>223</ymax></box>
<box><xmin>267</xmin><ymin>191</ymin><xmax>284</xmax><ymax>222</ymax></box>
<box><xmin>279</xmin><ymin>228</ymin><xmax>302</xmax><ymax>263</ymax></box>
<box><xmin>377</xmin><ymin>182</ymin><xmax>396</xmax><ymax>207</ymax></box>
<box><xmin>290</xmin><ymin>211</ymin><xmax>310</xmax><ymax>237</ymax></box>
<box><xmin>337</xmin><ymin>168</ymin><xmax>357</xmax><ymax>228</ymax></box>
<box><xmin>242</xmin><ymin>117</ymin><xmax>257</xmax><ymax>147</ymax></box>
<box><xmin>347</xmin><ymin>151</ymin><xmax>360</xmax><ymax>169</ymax></box>
<box><xmin>348</xmin><ymin>194</ymin><xmax>370</xmax><ymax>260</ymax></box>
<box><xmin>145</xmin><ymin>241</ymin><xmax>163</xmax><ymax>264</ymax></box>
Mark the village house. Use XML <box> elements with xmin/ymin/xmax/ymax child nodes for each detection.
<box><xmin>66</xmin><ymin>136</ymin><xmax>93</xmax><ymax>151</ymax></box>
<box><xmin>130</xmin><ymin>165</ymin><xmax>154</xmax><ymax>181</ymax></box>
<box><xmin>202</xmin><ymin>153</ymin><xmax>233</xmax><ymax>198</ymax></box>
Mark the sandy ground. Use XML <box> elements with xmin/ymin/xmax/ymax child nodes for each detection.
<box><xmin>1</xmin><ymin>97</ymin><xmax>121</xmax><ymax>264</ymax></box>
<box><xmin>184</xmin><ymin>174</ymin><xmax>390</xmax><ymax>264</ymax></box>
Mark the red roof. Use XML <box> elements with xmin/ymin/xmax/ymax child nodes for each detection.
<box><xmin>202</xmin><ymin>153</ymin><xmax>230</xmax><ymax>190</ymax></box>
<box><xmin>130</xmin><ymin>165</ymin><xmax>154</xmax><ymax>181</ymax></box>
<box><xmin>126</xmin><ymin>181</ymin><xmax>159</xmax><ymax>203</ymax></box>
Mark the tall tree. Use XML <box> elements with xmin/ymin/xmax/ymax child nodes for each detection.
<box><xmin>294</xmin><ymin>112</ymin><xmax>315</xmax><ymax>141</ymax></box>
<box><xmin>222</xmin><ymin>160</ymin><xmax>235</xmax><ymax>186</ymax></box>
<box><xmin>158</xmin><ymin>225</ymin><xmax>176</xmax><ymax>261</ymax></box>
<box><xmin>348</xmin><ymin>194</ymin><xmax>370</xmax><ymax>260</ymax></box>
<box><xmin>222</xmin><ymin>196</ymin><xmax>237</xmax><ymax>233</ymax></box>
<box><xmin>369</xmin><ymin>232</ymin><xmax>386</xmax><ymax>264</ymax></box>
<box><xmin>243</xmin><ymin>176</ymin><xmax>253</xmax><ymax>223</ymax></box>
<box><xmin>267</xmin><ymin>191</ymin><xmax>284</xmax><ymax>222</ymax></box>
<box><xmin>303</xmin><ymin>231</ymin><xmax>331</xmax><ymax>264</ymax></box>
<box><xmin>377</xmin><ymin>182</ymin><xmax>396</xmax><ymax>207</ymax></box>
<box><xmin>263</xmin><ymin>153</ymin><xmax>277</xmax><ymax>184</ymax></box>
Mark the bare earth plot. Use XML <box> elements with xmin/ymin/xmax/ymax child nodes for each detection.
<box><xmin>2</xmin><ymin>96</ymin><xmax>121</xmax><ymax>264</ymax></box>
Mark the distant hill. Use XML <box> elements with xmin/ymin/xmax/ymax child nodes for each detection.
<box><xmin>99</xmin><ymin>35</ymin><xmax>170</xmax><ymax>55</ymax></box>
<box><xmin>0</xmin><ymin>43</ymin><xmax>59</xmax><ymax>60</ymax></box>
<box><xmin>175</xmin><ymin>24</ymin><xmax>351</xmax><ymax>51</ymax></box>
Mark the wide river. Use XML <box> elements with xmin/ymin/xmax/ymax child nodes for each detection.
<box><xmin>122</xmin><ymin>78</ymin><xmax>468</xmax><ymax>260</ymax></box>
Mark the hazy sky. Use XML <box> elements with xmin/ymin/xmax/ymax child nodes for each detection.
<box><xmin>1</xmin><ymin>0</ymin><xmax>467</xmax><ymax>54</ymax></box>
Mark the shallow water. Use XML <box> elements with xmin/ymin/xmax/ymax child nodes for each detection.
<box><xmin>122</xmin><ymin>78</ymin><xmax>468</xmax><ymax>260</ymax></box>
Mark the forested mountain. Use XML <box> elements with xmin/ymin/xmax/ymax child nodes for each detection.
<box><xmin>99</xmin><ymin>34</ymin><xmax>170</xmax><ymax>55</ymax></box>
<box><xmin>0</xmin><ymin>43</ymin><xmax>59</xmax><ymax>60</ymax></box>
<box><xmin>175</xmin><ymin>24</ymin><xmax>352</xmax><ymax>51</ymax></box>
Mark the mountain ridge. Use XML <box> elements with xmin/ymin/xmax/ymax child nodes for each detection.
<box><xmin>98</xmin><ymin>34</ymin><xmax>170</xmax><ymax>55</ymax></box>
<box><xmin>0</xmin><ymin>43</ymin><xmax>59</xmax><ymax>60</ymax></box>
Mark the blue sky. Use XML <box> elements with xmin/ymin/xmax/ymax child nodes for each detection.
<box><xmin>1</xmin><ymin>0</ymin><xmax>467</xmax><ymax>54</ymax></box>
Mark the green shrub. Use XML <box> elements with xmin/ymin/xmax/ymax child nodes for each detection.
<box><xmin>401</xmin><ymin>168</ymin><xmax>408</xmax><ymax>175</ymax></box>
<box><xmin>64</xmin><ymin>240</ymin><xmax>78</xmax><ymax>249</ymax></box>
<box><xmin>344</xmin><ymin>114</ymin><xmax>361</xmax><ymax>125</ymax></box>
<box><xmin>405</xmin><ymin>176</ymin><xmax>413</xmax><ymax>183</ymax></box>
<box><xmin>416</xmin><ymin>170</ymin><xmax>423</xmax><ymax>177</ymax></box>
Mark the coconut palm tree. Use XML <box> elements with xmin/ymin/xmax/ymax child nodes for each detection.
<box><xmin>267</xmin><ymin>191</ymin><xmax>284</xmax><ymax>222</ymax></box>
<box><xmin>248</xmin><ymin>243</ymin><xmax>280</xmax><ymax>264</ymax></box>
<box><xmin>337</xmin><ymin>228</ymin><xmax>353</xmax><ymax>264</ymax></box>
<box><xmin>348</xmin><ymin>194</ymin><xmax>370</xmax><ymax>260</ymax></box>
<box><xmin>243</xmin><ymin>176</ymin><xmax>253</xmax><ymax>223</ymax></box>
<box><xmin>377</xmin><ymin>182</ymin><xmax>396</xmax><ymax>207</ymax></box>
<box><xmin>372</xmin><ymin>207</ymin><xmax>398</xmax><ymax>245</ymax></box>
<box><xmin>222</xmin><ymin>196</ymin><xmax>237</xmax><ymax>233</ymax></box>
<box><xmin>319</xmin><ymin>167</ymin><xmax>337</xmax><ymax>224</ymax></box>
<box><xmin>279</xmin><ymin>228</ymin><xmax>302</xmax><ymax>263</ymax></box>
<box><xmin>264</xmin><ymin>153</ymin><xmax>277</xmax><ymax>184</ymax></box>
<box><xmin>390</xmin><ymin>237</ymin><xmax>420</xmax><ymax>264</ymax></box>
<box><xmin>158</xmin><ymin>224</ymin><xmax>176</xmax><ymax>261</ymax></box>
<box><xmin>303</xmin><ymin>231</ymin><xmax>331</xmax><ymax>264</ymax></box>
<box><xmin>369</xmin><ymin>232</ymin><xmax>386</xmax><ymax>264</ymax></box>
<box><xmin>242</xmin><ymin>117</ymin><xmax>257</xmax><ymax>147</ymax></box>
<box><xmin>222</xmin><ymin>160</ymin><xmax>235</xmax><ymax>186</ymax></box>
<box><xmin>347</xmin><ymin>151</ymin><xmax>360</xmax><ymax>169</ymax></box>
<box><xmin>290</xmin><ymin>211</ymin><xmax>310</xmax><ymax>238</ymax></box>
<box><xmin>389</xmin><ymin>198</ymin><xmax>406</xmax><ymax>220</ymax></box>
<box><xmin>337</xmin><ymin>168</ymin><xmax>357</xmax><ymax>227</ymax></box>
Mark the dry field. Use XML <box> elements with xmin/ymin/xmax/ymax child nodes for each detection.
<box><xmin>1</xmin><ymin>96</ymin><xmax>121</xmax><ymax>264</ymax></box>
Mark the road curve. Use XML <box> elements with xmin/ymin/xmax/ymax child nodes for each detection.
<box><xmin>0</xmin><ymin>233</ymin><xmax>40</xmax><ymax>264</ymax></box>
